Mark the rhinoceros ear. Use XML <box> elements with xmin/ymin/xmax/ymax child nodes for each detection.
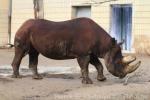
<box><xmin>118</xmin><ymin>39</ymin><xmax>125</xmax><ymax>45</ymax></box>
<box><xmin>111</xmin><ymin>38</ymin><xmax>116</xmax><ymax>46</ymax></box>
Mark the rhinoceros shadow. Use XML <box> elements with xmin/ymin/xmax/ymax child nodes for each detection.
<box><xmin>31</xmin><ymin>70</ymin><xmax>148</xmax><ymax>86</ymax></box>
<box><xmin>0</xmin><ymin>64</ymin><xmax>148</xmax><ymax>85</ymax></box>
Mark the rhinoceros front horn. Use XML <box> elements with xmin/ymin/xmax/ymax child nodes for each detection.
<box><xmin>124</xmin><ymin>61</ymin><xmax>141</xmax><ymax>74</ymax></box>
<box><xmin>123</xmin><ymin>55</ymin><xmax>136</xmax><ymax>65</ymax></box>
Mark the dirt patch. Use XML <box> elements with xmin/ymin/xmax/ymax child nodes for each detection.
<box><xmin>0</xmin><ymin>49</ymin><xmax>150</xmax><ymax>100</ymax></box>
<box><xmin>42</xmin><ymin>73</ymin><xmax>75</xmax><ymax>79</ymax></box>
<box><xmin>0</xmin><ymin>77</ymin><xmax>13</xmax><ymax>83</ymax></box>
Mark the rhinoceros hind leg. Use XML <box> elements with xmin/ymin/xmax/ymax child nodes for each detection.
<box><xmin>11</xmin><ymin>47</ymin><xmax>25</xmax><ymax>78</ymax></box>
<box><xmin>77</xmin><ymin>55</ymin><xmax>93</xmax><ymax>84</ymax></box>
<box><xmin>11</xmin><ymin>74</ymin><xmax>23</xmax><ymax>78</ymax></box>
<box><xmin>29</xmin><ymin>49</ymin><xmax>42</xmax><ymax>80</ymax></box>
<box><xmin>90</xmin><ymin>54</ymin><xmax>106</xmax><ymax>81</ymax></box>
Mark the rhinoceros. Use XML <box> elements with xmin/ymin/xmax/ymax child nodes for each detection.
<box><xmin>11</xmin><ymin>18</ymin><xmax>141</xmax><ymax>84</ymax></box>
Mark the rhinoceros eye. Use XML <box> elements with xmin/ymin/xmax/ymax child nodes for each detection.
<box><xmin>113</xmin><ymin>48</ymin><xmax>123</xmax><ymax>62</ymax></box>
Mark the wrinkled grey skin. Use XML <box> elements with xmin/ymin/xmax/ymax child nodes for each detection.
<box><xmin>11</xmin><ymin>18</ymin><xmax>140</xmax><ymax>84</ymax></box>
<box><xmin>104</xmin><ymin>42</ymin><xmax>127</xmax><ymax>78</ymax></box>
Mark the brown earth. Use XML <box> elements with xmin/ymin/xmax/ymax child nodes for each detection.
<box><xmin>0</xmin><ymin>49</ymin><xmax>150</xmax><ymax>100</ymax></box>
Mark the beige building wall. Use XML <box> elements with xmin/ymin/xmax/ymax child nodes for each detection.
<box><xmin>9</xmin><ymin>0</ymin><xmax>150</xmax><ymax>54</ymax></box>
<box><xmin>0</xmin><ymin>0</ymin><xmax>9</xmax><ymax>45</ymax></box>
<box><xmin>44</xmin><ymin>0</ymin><xmax>71</xmax><ymax>21</ymax></box>
<box><xmin>133</xmin><ymin>0</ymin><xmax>150</xmax><ymax>54</ymax></box>
<box><xmin>11</xmin><ymin>0</ymin><xmax>34</xmax><ymax>43</ymax></box>
<box><xmin>71</xmin><ymin>0</ymin><xmax>150</xmax><ymax>53</ymax></box>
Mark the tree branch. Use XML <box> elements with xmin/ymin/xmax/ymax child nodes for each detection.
<box><xmin>83</xmin><ymin>0</ymin><xmax>119</xmax><ymax>5</ymax></box>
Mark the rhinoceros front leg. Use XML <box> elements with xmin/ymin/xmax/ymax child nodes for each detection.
<box><xmin>29</xmin><ymin>51</ymin><xmax>42</xmax><ymax>79</ymax></box>
<box><xmin>90</xmin><ymin>54</ymin><xmax>106</xmax><ymax>81</ymax></box>
<box><xmin>77</xmin><ymin>55</ymin><xmax>93</xmax><ymax>84</ymax></box>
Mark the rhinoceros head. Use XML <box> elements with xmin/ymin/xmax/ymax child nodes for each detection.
<box><xmin>104</xmin><ymin>38</ymin><xmax>141</xmax><ymax>78</ymax></box>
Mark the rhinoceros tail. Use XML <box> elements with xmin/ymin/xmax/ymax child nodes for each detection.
<box><xmin>0</xmin><ymin>43</ymin><xmax>14</xmax><ymax>49</ymax></box>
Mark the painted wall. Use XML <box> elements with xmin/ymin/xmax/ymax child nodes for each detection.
<box><xmin>11</xmin><ymin>0</ymin><xmax>34</xmax><ymax>43</ymax></box>
<box><xmin>43</xmin><ymin>0</ymin><xmax>150</xmax><ymax>53</ymax></box>
<box><xmin>44</xmin><ymin>0</ymin><xmax>71</xmax><ymax>21</ymax></box>
<box><xmin>0</xmin><ymin>0</ymin><xmax>9</xmax><ymax>45</ymax></box>
<box><xmin>132</xmin><ymin>0</ymin><xmax>150</xmax><ymax>54</ymax></box>
<box><xmin>80</xmin><ymin>0</ymin><xmax>150</xmax><ymax>54</ymax></box>
<box><xmin>9</xmin><ymin>0</ymin><xmax>150</xmax><ymax>54</ymax></box>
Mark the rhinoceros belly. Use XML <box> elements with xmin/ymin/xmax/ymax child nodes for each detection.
<box><xmin>34</xmin><ymin>40</ymin><xmax>76</xmax><ymax>60</ymax></box>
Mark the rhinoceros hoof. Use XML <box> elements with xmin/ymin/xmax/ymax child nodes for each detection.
<box><xmin>32</xmin><ymin>74</ymin><xmax>43</xmax><ymax>80</ymax></box>
<box><xmin>11</xmin><ymin>74</ymin><xmax>22</xmax><ymax>78</ymax></box>
<box><xmin>97</xmin><ymin>76</ymin><xmax>106</xmax><ymax>81</ymax></box>
<box><xmin>82</xmin><ymin>78</ymin><xmax>93</xmax><ymax>84</ymax></box>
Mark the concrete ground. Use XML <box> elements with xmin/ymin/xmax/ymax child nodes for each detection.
<box><xmin>0</xmin><ymin>49</ymin><xmax>150</xmax><ymax>100</ymax></box>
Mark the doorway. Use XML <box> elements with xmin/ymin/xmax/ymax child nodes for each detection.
<box><xmin>110</xmin><ymin>4</ymin><xmax>132</xmax><ymax>51</ymax></box>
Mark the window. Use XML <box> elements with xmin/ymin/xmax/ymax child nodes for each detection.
<box><xmin>72</xmin><ymin>6</ymin><xmax>91</xmax><ymax>18</ymax></box>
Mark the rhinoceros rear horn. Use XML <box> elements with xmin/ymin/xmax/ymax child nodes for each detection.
<box><xmin>124</xmin><ymin>61</ymin><xmax>141</xmax><ymax>74</ymax></box>
<box><xmin>118</xmin><ymin>40</ymin><xmax>125</xmax><ymax>45</ymax></box>
<box><xmin>123</xmin><ymin>55</ymin><xmax>136</xmax><ymax>64</ymax></box>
